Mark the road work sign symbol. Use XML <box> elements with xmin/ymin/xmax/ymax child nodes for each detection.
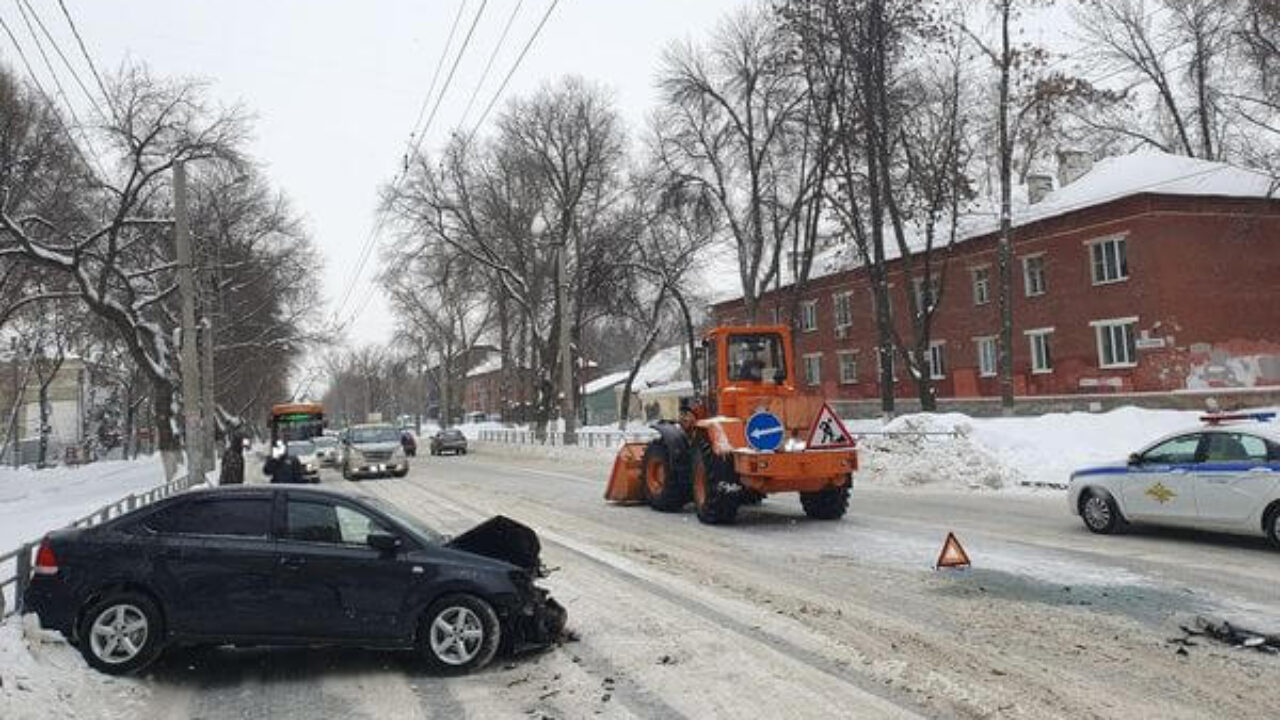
<box><xmin>746</xmin><ymin>411</ymin><xmax>785</xmax><ymax>451</ymax></box>
<box><xmin>935</xmin><ymin>532</ymin><xmax>971</xmax><ymax>569</ymax></box>
<box><xmin>805</xmin><ymin>403</ymin><xmax>855</xmax><ymax>449</ymax></box>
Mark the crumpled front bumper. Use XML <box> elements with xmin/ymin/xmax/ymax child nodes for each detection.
<box><xmin>510</xmin><ymin>587</ymin><xmax>567</xmax><ymax>653</ymax></box>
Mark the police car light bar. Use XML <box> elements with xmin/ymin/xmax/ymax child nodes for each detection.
<box><xmin>1200</xmin><ymin>411</ymin><xmax>1277</xmax><ymax>425</ymax></box>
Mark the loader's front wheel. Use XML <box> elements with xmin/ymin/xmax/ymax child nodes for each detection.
<box><xmin>643</xmin><ymin>441</ymin><xmax>690</xmax><ymax>512</ymax></box>
<box><xmin>692</xmin><ymin>443</ymin><xmax>740</xmax><ymax>525</ymax></box>
<box><xmin>800</xmin><ymin>481</ymin><xmax>850</xmax><ymax>520</ymax></box>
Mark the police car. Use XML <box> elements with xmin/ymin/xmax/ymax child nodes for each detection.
<box><xmin>1067</xmin><ymin>412</ymin><xmax>1280</xmax><ymax>547</ymax></box>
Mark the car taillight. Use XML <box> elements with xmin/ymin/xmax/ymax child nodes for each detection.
<box><xmin>33</xmin><ymin>539</ymin><xmax>58</xmax><ymax>576</ymax></box>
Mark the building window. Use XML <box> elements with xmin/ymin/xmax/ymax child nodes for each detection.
<box><xmin>1026</xmin><ymin>328</ymin><xmax>1053</xmax><ymax>374</ymax></box>
<box><xmin>800</xmin><ymin>300</ymin><xmax>818</xmax><ymax>332</ymax></box>
<box><xmin>1092</xmin><ymin>317</ymin><xmax>1137</xmax><ymax>368</ymax></box>
<box><xmin>875</xmin><ymin>345</ymin><xmax>897</xmax><ymax>382</ymax></box>
<box><xmin>803</xmin><ymin>353</ymin><xmax>822</xmax><ymax>386</ymax></box>
<box><xmin>833</xmin><ymin>292</ymin><xmax>853</xmax><ymax>329</ymax></box>
<box><xmin>1090</xmin><ymin>236</ymin><xmax>1128</xmax><ymax>284</ymax></box>
<box><xmin>975</xmin><ymin>336</ymin><xmax>997</xmax><ymax>378</ymax></box>
<box><xmin>1022</xmin><ymin>255</ymin><xmax>1046</xmax><ymax>297</ymax></box>
<box><xmin>927</xmin><ymin>341</ymin><xmax>946</xmax><ymax>380</ymax></box>
<box><xmin>971</xmin><ymin>267</ymin><xmax>990</xmax><ymax>306</ymax></box>
<box><xmin>912</xmin><ymin>275</ymin><xmax>941</xmax><ymax>312</ymax></box>
<box><xmin>837</xmin><ymin>351</ymin><xmax>858</xmax><ymax>384</ymax></box>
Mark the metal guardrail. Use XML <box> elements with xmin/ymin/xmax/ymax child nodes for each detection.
<box><xmin>477</xmin><ymin>428</ymin><xmax>658</xmax><ymax>449</ymax></box>
<box><xmin>0</xmin><ymin>471</ymin><xmax>200</xmax><ymax>619</ymax></box>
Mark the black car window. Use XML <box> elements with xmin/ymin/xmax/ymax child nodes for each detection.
<box><xmin>144</xmin><ymin>498</ymin><xmax>272</xmax><ymax>537</ymax></box>
<box><xmin>285</xmin><ymin>500</ymin><xmax>389</xmax><ymax>545</ymax></box>
<box><xmin>1204</xmin><ymin>433</ymin><xmax>1269</xmax><ymax>464</ymax></box>
<box><xmin>1140</xmin><ymin>434</ymin><xmax>1202</xmax><ymax>465</ymax></box>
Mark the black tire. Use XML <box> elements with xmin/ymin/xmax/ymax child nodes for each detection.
<box><xmin>460</xmin><ymin>448</ymin><xmax>467</xmax><ymax>455</ymax></box>
<box><xmin>642</xmin><ymin>440</ymin><xmax>691</xmax><ymax>512</ymax></box>
<box><xmin>77</xmin><ymin>591</ymin><xmax>165</xmax><ymax>675</ymax></box>
<box><xmin>1264</xmin><ymin>503</ymin><xmax>1280</xmax><ymax>550</ymax></box>
<box><xmin>1080</xmin><ymin>490</ymin><xmax>1123</xmax><ymax>534</ymax></box>
<box><xmin>800</xmin><ymin>482</ymin><xmax>850</xmax><ymax>520</ymax></box>
<box><xmin>691</xmin><ymin>441</ymin><xmax>740</xmax><ymax>525</ymax></box>
<box><xmin>419</xmin><ymin>594</ymin><xmax>501</xmax><ymax>674</ymax></box>
<box><xmin>393</xmin><ymin>468</ymin><xmax>409</xmax><ymax>478</ymax></box>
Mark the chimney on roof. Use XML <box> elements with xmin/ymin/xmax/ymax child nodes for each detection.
<box><xmin>1056</xmin><ymin>149</ymin><xmax>1093</xmax><ymax>187</ymax></box>
<box><xmin>1027</xmin><ymin>174</ymin><xmax>1053</xmax><ymax>204</ymax></box>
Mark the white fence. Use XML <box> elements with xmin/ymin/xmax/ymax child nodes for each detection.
<box><xmin>477</xmin><ymin>428</ymin><xmax>658</xmax><ymax>449</ymax></box>
<box><xmin>0</xmin><ymin>471</ymin><xmax>200</xmax><ymax>618</ymax></box>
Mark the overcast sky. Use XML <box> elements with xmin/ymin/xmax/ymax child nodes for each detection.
<box><xmin>22</xmin><ymin>0</ymin><xmax>745</xmax><ymax>348</ymax></box>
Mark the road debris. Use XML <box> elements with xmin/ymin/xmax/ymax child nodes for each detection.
<box><xmin>1167</xmin><ymin>617</ymin><xmax>1280</xmax><ymax>654</ymax></box>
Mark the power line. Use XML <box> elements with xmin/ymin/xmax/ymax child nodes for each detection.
<box><xmin>54</xmin><ymin>0</ymin><xmax>117</xmax><ymax>125</ymax></box>
<box><xmin>467</xmin><ymin>0</ymin><xmax>559</xmax><ymax>141</ymax></box>
<box><xmin>459</xmin><ymin>0</ymin><xmax>523</xmax><ymax>133</ymax></box>
<box><xmin>17</xmin><ymin>0</ymin><xmax>107</xmax><ymax>123</ymax></box>
<box><xmin>404</xmin><ymin>0</ymin><xmax>489</xmax><ymax>166</ymax></box>
<box><xmin>403</xmin><ymin>0</ymin><xmax>468</xmax><ymax>171</ymax></box>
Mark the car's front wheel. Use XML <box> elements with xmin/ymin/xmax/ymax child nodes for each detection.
<box><xmin>420</xmin><ymin>594</ymin><xmax>500</xmax><ymax>673</ymax></box>
<box><xmin>1264</xmin><ymin>503</ymin><xmax>1280</xmax><ymax>550</ymax></box>
<box><xmin>77</xmin><ymin>591</ymin><xmax>164</xmax><ymax>675</ymax></box>
<box><xmin>1080</xmin><ymin>491</ymin><xmax>1123</xmax><ymax>534</ymax></box>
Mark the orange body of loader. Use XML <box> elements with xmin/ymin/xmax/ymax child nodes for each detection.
<box><xmin>605</xmin><ymin>326</ymin><xmax>857</xmax><ymax>524</ymax></box>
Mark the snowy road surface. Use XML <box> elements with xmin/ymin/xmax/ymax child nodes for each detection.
<box><xmin>8</xmin><ymin>449</ymin><xmax>1280</xmax><ymax>719</ymax></box>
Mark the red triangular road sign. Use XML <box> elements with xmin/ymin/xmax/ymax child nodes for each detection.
<box><xmin>935</xmin><ymin>532</ymin><xmax>971</xmax><ymax>569</ymax></box>
<box><xmin>805</xmin><ymin>403</ymin><xmax>856</xmax><ymax>449</ymax></box>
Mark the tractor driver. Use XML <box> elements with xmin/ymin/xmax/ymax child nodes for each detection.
<box><xmin>734</xmin><ymin>342</ymin><xmax>766</xmax><ymax>381</ymax></box>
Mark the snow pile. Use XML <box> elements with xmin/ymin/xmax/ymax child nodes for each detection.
<box><xmin>857</xmin><ymin>415</ymin><xmax>1018</xmax><ymax>490</ymax></box>
<box><xmin>0</xmin><ymin>457</ymin><xmax>172</xmax><ymax>550</ymax></box>
<box><xmin>0</xmin><ymin>616</ymin><xmax>149</xmax><ymax>720</ymax></box>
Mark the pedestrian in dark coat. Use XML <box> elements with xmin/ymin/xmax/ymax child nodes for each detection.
<box><xmin>219</xmin><ymin>432</ymin><xmax>246</xmax><ymax>485</ymax></box>
<box><xmin>263</xmin><ymin>441</ymin><xmax>304</xmax><ymax>484</ymax></box>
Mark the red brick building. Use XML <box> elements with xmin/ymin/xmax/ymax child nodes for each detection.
<box><xmin>711</xmin><ymin>151</ymin><xmax>1280</xmax><ymax>407</ymax></box>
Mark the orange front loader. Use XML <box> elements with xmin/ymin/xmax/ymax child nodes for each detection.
<box><xmin>605</xmin><ymin>326</ymin><xmax>857</xmax><ymax>525</ymax></box>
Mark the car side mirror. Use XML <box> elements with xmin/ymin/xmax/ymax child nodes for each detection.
<box><xmin>1127</xmin><ymin>452</ymin><xmax>1142</xmax><ymax>466</ymax></box>
<box><xmin>367</xmin><ymin>532</ymin><xmax>402</xmax><ymax>555</ymax></box>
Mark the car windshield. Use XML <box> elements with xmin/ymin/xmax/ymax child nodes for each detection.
<box><xmin>363</xmin><ymin>496</ymin><xmax>445</xmax><ymax>544</ymax></box>
<box><xmin>349</xmin><ymin>426</ymin><xmax>400</xmax><ymax>444</ymax></box>
<box><xmin>312</xmin><ymin>436</ymin><xmax>337</xmax><ymax>448</ymax></box>
<box><xmin>287</xmin><ymin>441</ymin><xmax>315</xmax><ymax>456</ymax></box>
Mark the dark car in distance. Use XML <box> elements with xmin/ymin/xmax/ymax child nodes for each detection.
<box><xmin>22</xmin><ymin>486</ymin><xmax>565</xmax><ymax>675</ymax></box>
<box><xmin>431</xmin><ymin>428</ymin><xmax>468</xmax><ymax>456</ymax></box>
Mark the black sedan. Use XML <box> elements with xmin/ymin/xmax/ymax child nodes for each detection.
<box><xmin>22</xmin><ymin>486</ymin><xmax>565</xmax><ymax>675</ymax></box>
<box><xmin>431</xmin><ymin>428</ymin><xmax>469</xmax><ymax>456</ymax></box>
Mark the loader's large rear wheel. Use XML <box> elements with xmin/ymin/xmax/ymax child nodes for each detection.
<box><xmin>643</xmin><ymin>441</ymin><xmax>690</xmax><ymax>512</ymax></box>
<box><xmin>692</xmin><ymin>442</ymin><xmax>740</xmax><ymax>525</ymax></box>
<box><xmin>800</xmin><ymin>480</ymin><xmax>850</xmax><ymax>520</ymax></box>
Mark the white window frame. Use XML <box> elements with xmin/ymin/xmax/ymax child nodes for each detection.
<box><xmin>974</xmin><ymin>335</ymin><xmax>997</xmax><ymax>378</ymax></box>
<box><xmin>971</xmin><ymin>266</ymin><xmax>990</xmax><ymax>306</ymax></box>
<box><xmin>1022</xmin><ymin>254</ymin><xmax>1046</xmax><ymax>297</ymax></box>
<box><xmin>832</xmin><ymin>291</ymin><xmax>853</xmax><ymax>329</ymax></box>
<box><xmin>1089</xmin><ymin>235</ymin><xmax>1129</xmax><ymax>285</ymax></box>
<box><xmin>802</xmin><ymin>352</ymin><xmax>823</xmax><ymax>386</ymax></box>
<box><xmin>1025</xmin><ymin>327</ymin><xmax>1054</xmax><ymax>374</ymax></box>
<box><xmin>837</xmin><ymin>350</ymin><xmax>858</xmax><ymax>385</ymax></box>
<box><xmin>800</xmin><ymin>300</ymin><xmax>818</xmax><ymax>332</ymax></box>
<box><xmin>927</xmin><ymin>341</ymin><xmax>946</xmax><ymax>380</ymax></box>
<box><xmin>1090</xmin><ymin>316</ymin><xmax>1138</xmax><ymax>369</ymax></box>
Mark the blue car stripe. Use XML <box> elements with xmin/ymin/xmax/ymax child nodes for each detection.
<box><xmin>1073</xmin><ymin>462</ymin><xmax>1280</xmax><ymax>478</ymax></box>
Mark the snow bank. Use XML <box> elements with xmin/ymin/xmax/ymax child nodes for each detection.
<box><xmin>0</xmin><ymin>457</ymin><xmax>172</xmax><ymax>550</ymax></box>
<box><xmin>0</xmin><ymin>616</ymin><xmax>149</xmax><ymax>720</ymax></box>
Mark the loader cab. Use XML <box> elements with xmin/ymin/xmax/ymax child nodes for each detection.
<box><xmin>700</xmin><ymin>326</ymin><xmax>796</xmax><ymax>419</ymax></box>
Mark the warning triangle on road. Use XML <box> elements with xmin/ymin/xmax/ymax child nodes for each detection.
<box><xmin>935</xmin><ymin>532</ymin><xmax>971</xmax><ymax>570</ymax></box>
<box><xmin>805</xmin><ymin>403</ymin><xmax>856</xmax><ymax>449</ymax></box>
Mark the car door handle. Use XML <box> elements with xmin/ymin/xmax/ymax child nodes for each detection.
<box><xmin>279</xmin><ymin>556</ymin><xmax>306</xmax><ymax>570</ymax></box>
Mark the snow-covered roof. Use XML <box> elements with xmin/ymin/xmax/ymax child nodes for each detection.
<box><xmin>632</xmin><ymin>344</ymin><xmax>686</xmax><ymax>388</ymax></box>
<box><xmin>465</xmin><ymin>354</ymin><xmax>502</xmax><ymax>378</ymax></box>
<box><xmin>713</xmin><ymin>150</ymin><xmax>1279</xmax><ymax>305</ymax></box>
<box><xmin>583</xmin><ymin>370</ymin><xmax>631</xmax><ymax>396</ymax></box>
<box><xmin>637</xmin><ymin>379</ymin><xmax>693</xmax><ymax>399</ymax></box>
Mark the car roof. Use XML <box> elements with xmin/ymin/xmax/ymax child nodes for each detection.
<box><xmin>190</xmin><ymin>485</ymin><xmax>370</xmax><ymax>501</ymax></box>
<box><xmin>1148</xmin><ymin>420</ymin><xmax>1280</xmax><ymax>447</ymax></box>
<box><xmin>350</xmin><ymin>423</ymin><xmax>396</xmax><ymax>430</ymax></box>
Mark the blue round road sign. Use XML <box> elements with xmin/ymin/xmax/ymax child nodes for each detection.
<box><xmin>745</xmin><ymin>411</ymin><xmax>785</xmax><ymax>451</ymax></box>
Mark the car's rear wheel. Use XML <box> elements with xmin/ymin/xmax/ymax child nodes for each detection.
<box><xmin>77</xmin><ymin>591</ymin><xmax>164</xmax><ymax>675</ymax></box>
<box><xmin>1080</xmin><ymin>491</ymin><xmax>1122</xmax><ymax>534</ymax></box>
<box><xmin>800</xmin><ymin>482</ymin><xmax>850</xmax><ymax>520</ymax></box>
<box><xmin>420</xmin><ymin>594</ymin><xmax>500</xmax><ymax>673</ymax></box>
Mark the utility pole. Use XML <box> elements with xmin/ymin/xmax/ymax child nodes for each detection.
<box><xmin>557</xmin><ymin>240</ymin><xmax>576</xmax><ymax>444</ymax></box>
<box><xmin>200</xmin><ymin>313</ymin><xmax>216</xmax><ymax>469</ymax></box>
<box><xmin>174</xmin><ymin>161</ymin><xmax>204</xmax><ymax>481</ymax></box>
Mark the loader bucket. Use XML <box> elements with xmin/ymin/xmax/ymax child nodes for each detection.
<box><xmin>605</xmin><ymin>441</ymin><xmax>649</xmax><ymax>504</ymax></box>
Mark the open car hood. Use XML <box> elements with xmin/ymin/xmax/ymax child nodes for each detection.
<box><xmin>445</xmin><ymin>515</ymin><xmax>541</xmax><ymax>573</ymax></box>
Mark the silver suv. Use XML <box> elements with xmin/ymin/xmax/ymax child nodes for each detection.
<box><xmin>342</xmin><ymin>423</ymin><xmax>410</xmax><ymax>480</ymax></box>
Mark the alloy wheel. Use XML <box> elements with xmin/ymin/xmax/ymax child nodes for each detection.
<box><xmin>88</xmin><ymin>604</ymin><xmax>149</xmax><ymax>665</ymax></box>
<box><xmin>428</xmin><ymin>606</ymin><xmax>484</xmax><ymax>666</ymax></box>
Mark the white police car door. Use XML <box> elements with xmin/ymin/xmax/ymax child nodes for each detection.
<box><xmin>1121</xmin><ymin>433</ymin><xmax>1202</xmax><ymax>524</ymax></box>
<box><xmin>1194</xmin><ymin>432</ymin><xmax>1280</xmax><ymax>529</ymax></box>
